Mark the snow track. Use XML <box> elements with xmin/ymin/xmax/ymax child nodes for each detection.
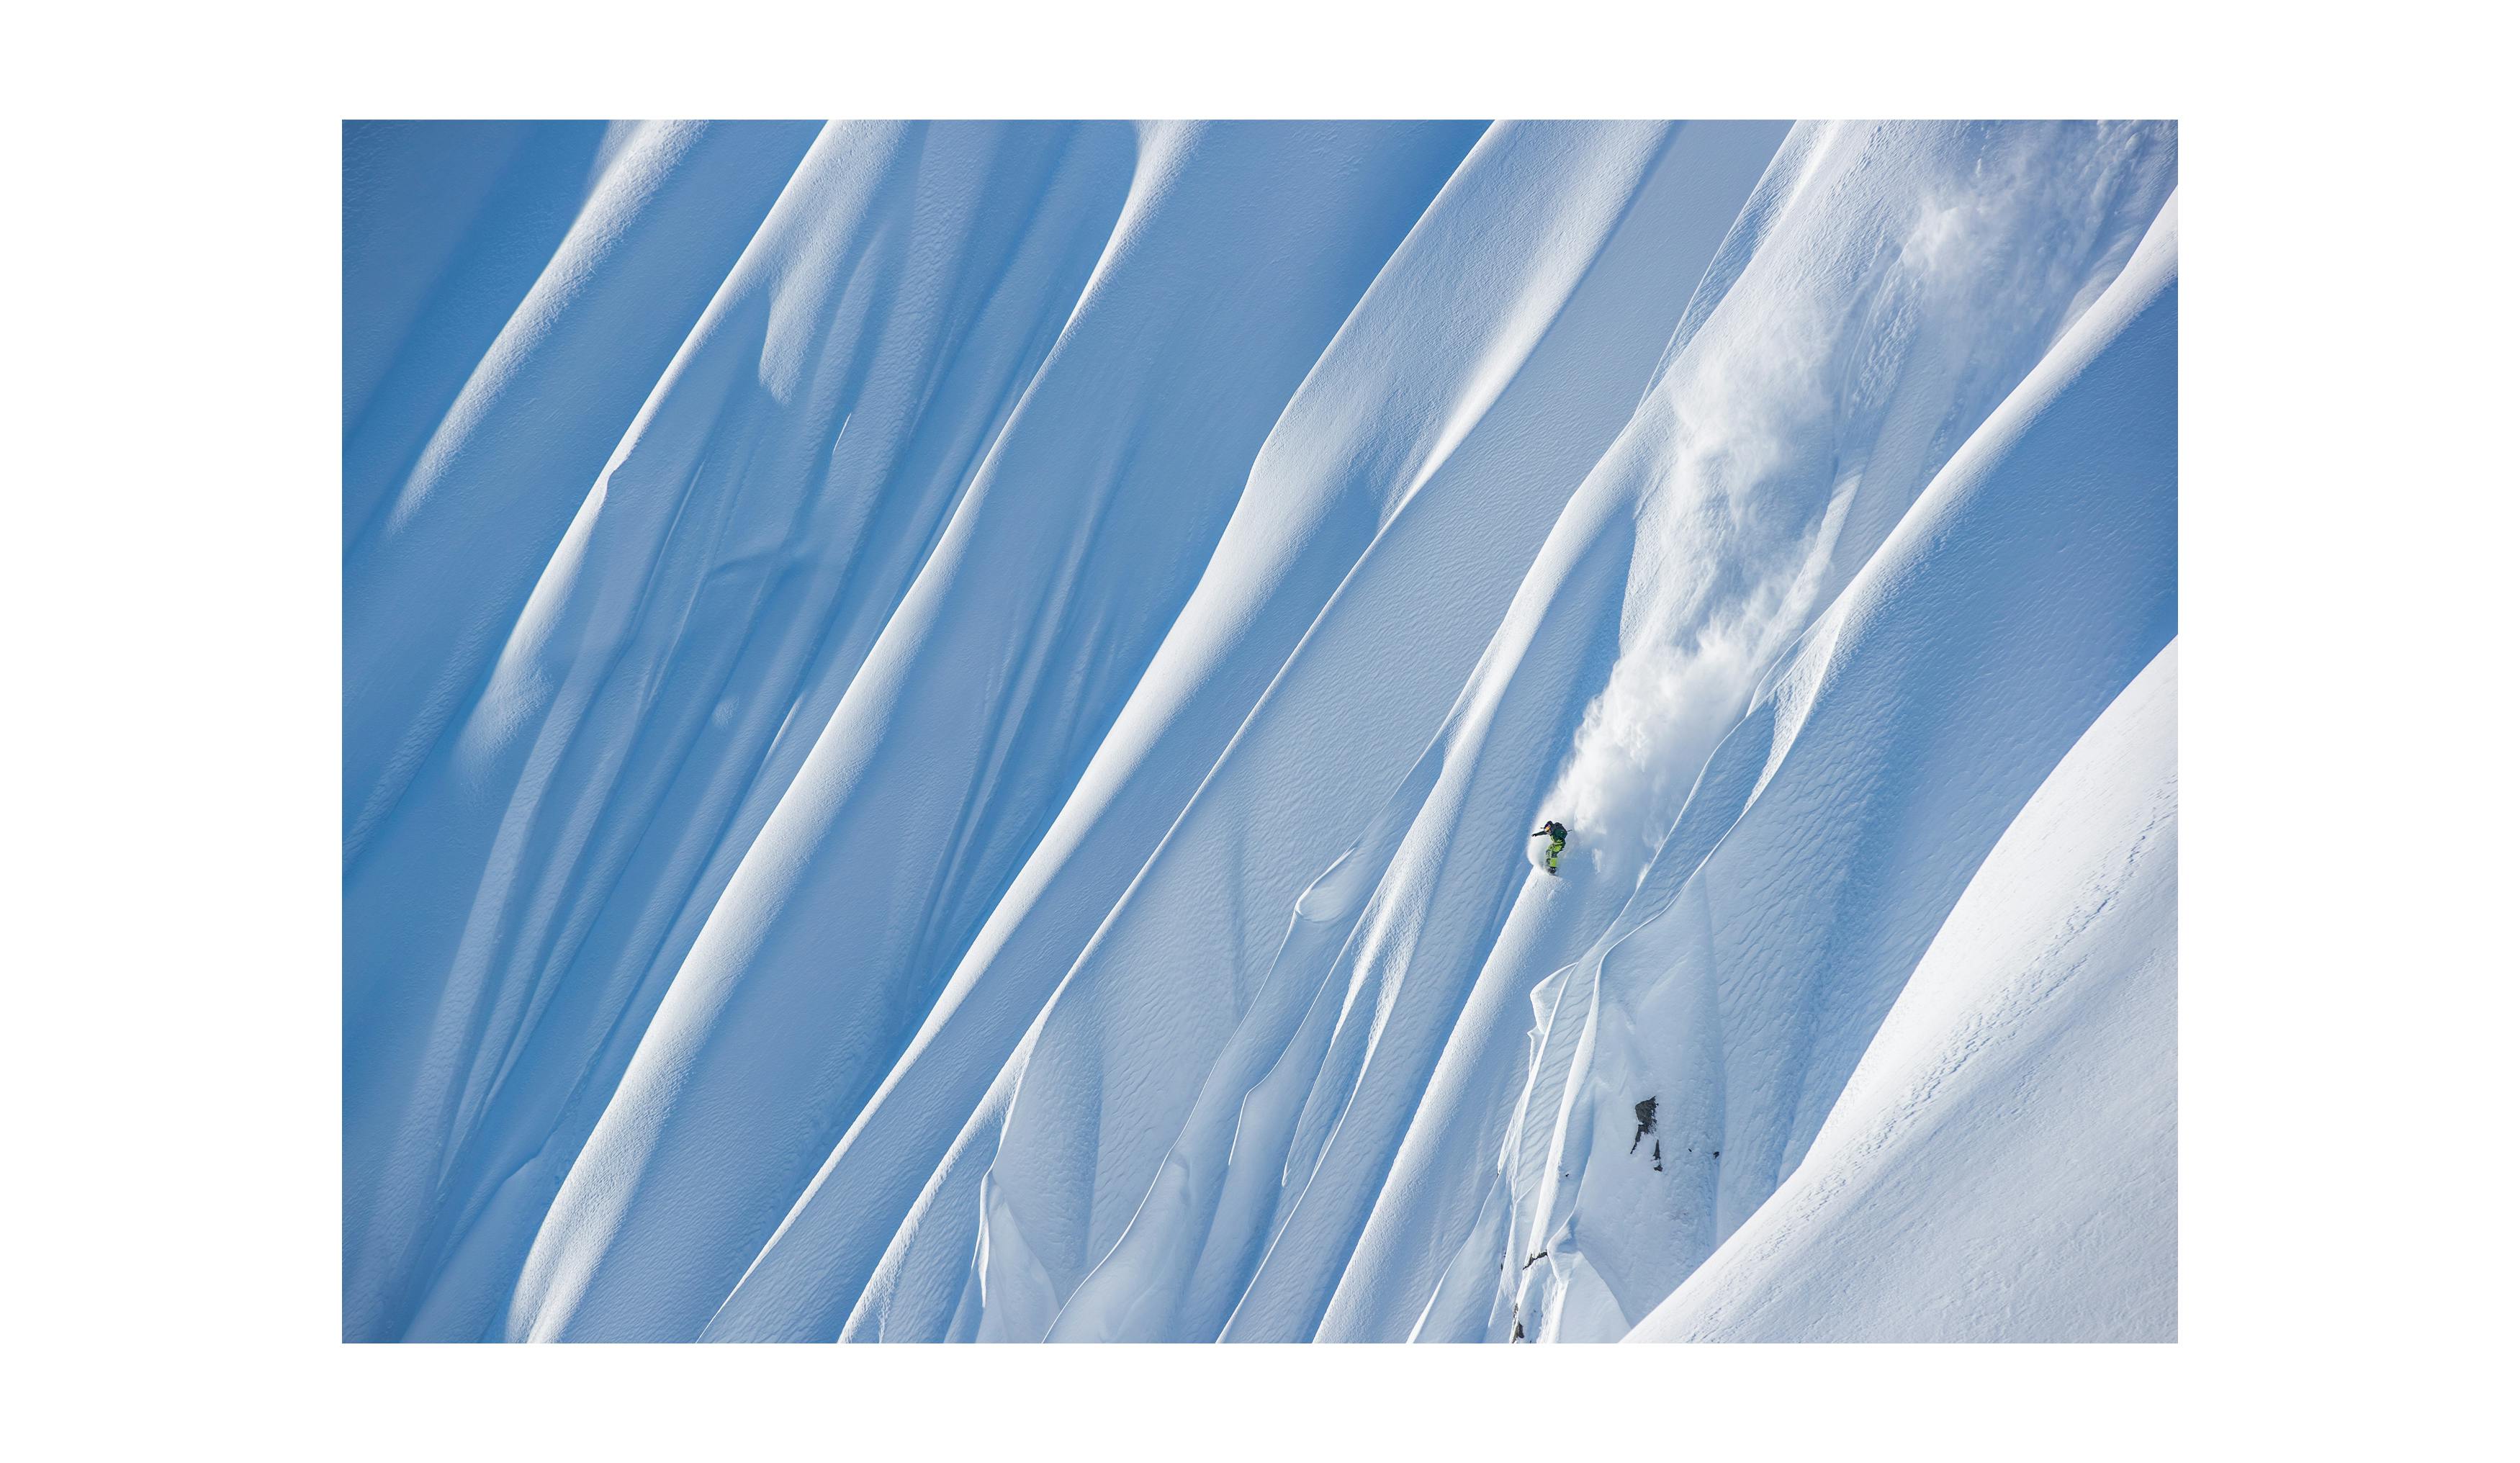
<box><xmin>344</xmin><ymin>120</ymin><xmax>2178</xmax><ymax>1342</ymax></box>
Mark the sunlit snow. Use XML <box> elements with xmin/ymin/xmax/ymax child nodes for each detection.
<box><xmin>344</xmin><ymin>120</ymin><xmax>2177</xmax><ymax>1342</ymax></box>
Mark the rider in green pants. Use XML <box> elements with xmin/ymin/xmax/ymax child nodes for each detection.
<box><xmin>1532</xmin><ymin>820</ymin><xmax>1567</xmax><ymax>875</ymax></box>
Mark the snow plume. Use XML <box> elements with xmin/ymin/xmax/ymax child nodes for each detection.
<box><xmin>1537</xmin><ymin>226</ymin><xmax>1840</xmax><ymax>877</ymax></box>
<box><xmin>1537</xmin><ymin>122</ymin><xmax>2178</xmax><ymax>879</ymax></box>
<box><xmin>1544</xmin><ymin>601</ymin><xmax>1766</xmax><ymax>871</ymax></box>
<box><xmin>1541</xmin><ymin>444</ymin><xmax>1847</xmax><ymax>877</ymax></box>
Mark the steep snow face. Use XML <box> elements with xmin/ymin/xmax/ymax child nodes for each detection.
<box><xmin>1318</xmin><ymin>126</ymin><xmax>2176</xmax><ymax>1346</ymax></box>
<box><xmin>343</xmin><ymin>120</ymin><xmax>2177</xmax><ymax>1343</ymax></box>
<box><xmin>1539</xmin><ymin>122</ymin><xmax>2174</xmax><ymax>878</ymax></box>
<box><xmin>1455</xmin><ymin>183</ymin><xmax>2179</xmax><ymax>1345</ymax></box>
<box><xmin>719</xmin><ymin>120</ymin><xmax>1795</xmax><ymax>1345</ymax></box>
<box><xmin>1626</xmin><ymin>639</ymin><xmax>2177</xmax><ymax>1343</ymax></box>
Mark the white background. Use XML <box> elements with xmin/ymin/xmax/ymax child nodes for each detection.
<box><xmin>2</xmin><ymin>0</ymin><xmax>2507</xmax><ymax>1455</ymax></box>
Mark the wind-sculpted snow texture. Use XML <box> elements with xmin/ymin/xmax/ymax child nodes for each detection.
<box><xmin>343</xmin><ymin>120</ymin><xmax>2178</xmax><ymax>1343</ymax></box>
<box><xmin>1626</xmin><ymin>641</ymin><xmax>2178</xmax><ymax>1342</ymax></box>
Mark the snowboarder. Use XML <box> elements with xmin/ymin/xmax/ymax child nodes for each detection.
<box><xmin>1531</xmin><ymin>820</ymin><xmax>1568</xmax><ymax>875</ymax></box>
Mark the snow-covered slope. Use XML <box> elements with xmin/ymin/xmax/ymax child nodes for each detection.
<box><xmin>343</xmin><ymin>120</ymin><xmax>2177</xmax><ymax>1343</ymax></box>
<box><xmin>1627</xmin><ymin>640</ymin><xmax>2177</xmax><ymax>1342</ymax></box>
